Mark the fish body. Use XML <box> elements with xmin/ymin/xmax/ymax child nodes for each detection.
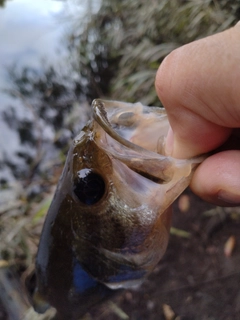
<box><xmin>33</xmin><ymin>100</ymin><xmax>203</xmax><ymax>318</ymax></box>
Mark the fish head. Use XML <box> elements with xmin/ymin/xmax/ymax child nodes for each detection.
<box><xmin>33</xmin><ymin>99</ymin><xmax>203</xmax><ymax>318</ymax></box>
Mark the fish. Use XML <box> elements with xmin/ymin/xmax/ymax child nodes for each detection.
<box><xmin>32</xmin><ymin>99</ymin><xmax>203</xmax><ymax>319</ymax></box>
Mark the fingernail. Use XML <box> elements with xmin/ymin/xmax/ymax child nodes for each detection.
<box><xmin>218</xmin><ymin>189</ymin><xmax>240</xmax><ymax>206</ymax></box>
<box><xmin>165</xmin><ymin>127</ymin><xmax>174</xmax><ymax>156</ymax></box>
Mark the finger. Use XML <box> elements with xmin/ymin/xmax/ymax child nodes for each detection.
<box><xmin>190</xmin><ymin>150</ymin><xmax>240</xmax><ymax>206</ymax></box>
<box><xmin>155</xmin><ymin>23</ymin><xmax>240</xmax><ymax>158</ymax></box>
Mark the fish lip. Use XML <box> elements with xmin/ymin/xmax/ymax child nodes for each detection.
<box><xmin>92</xmin><ymin>99</ymin><xmax>174</xmax><ymax>182</ymax></box>
<box><xmin>92</xmin><ymin>99</ymin><xmax>205</xmax><ymax>163</ymax></box>
<box><xmin>92</xmin><ymin>99</ymin><xmax>204</xmax><ymax>184</ymax></box>
<box><xmin>92</xmin><ymin>98</ymin><xmax>154</xmax><ymax>154</ymax></box>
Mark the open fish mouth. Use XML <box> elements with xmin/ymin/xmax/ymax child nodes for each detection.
<box><xmin>92</xmin><ymin>99</ymin><xmax>203</xmax><ymax>194</ymax></box>
<box><xmin>32</xmin><ymin>99</ymin><xmax>205</xmax><ymax>317</ymax></box>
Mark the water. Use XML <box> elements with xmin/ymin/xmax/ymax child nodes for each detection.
<box><xmin>0</xmin><ymin>0</ymin><xmax>66</xmax><ymax>104</ymax></box>
<box><xmin>0</xmin><ymin>0</ymin><xmax>100</xmax><ymax>183</ymax></box>
<box><xmin>0</xmin><ymin>0</ymin><xmax>66</xmax><ymax>181</ymax></box>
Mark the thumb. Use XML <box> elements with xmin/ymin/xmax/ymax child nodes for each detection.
<box><xmin>155</xmin><ymin>23</ymin><xmax>240</xmax><ymax>159</ymax></box>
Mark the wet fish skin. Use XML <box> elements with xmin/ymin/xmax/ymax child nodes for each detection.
<box><xmin>33</xmin><ymin>99</ymin><xmax>203</xmax><ymax>319</ymax></box>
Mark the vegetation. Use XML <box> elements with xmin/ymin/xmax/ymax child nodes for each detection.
<box><xmin>0</xmin><ymin>0</ymin><xmax>7</xmax><ymax>8</ymax></box>
<box><xmin>72</xmin><ymin>0</ymin><xmax>240</xmax><ymax>105</ymax></box>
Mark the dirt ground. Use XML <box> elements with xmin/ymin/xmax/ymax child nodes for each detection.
<box><xmin>86</xmin><ymin>190</ymin><xmax>240</xmax><ymax>320</ymax></box>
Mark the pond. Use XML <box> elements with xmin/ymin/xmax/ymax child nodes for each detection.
<box><xmin>0</xmin><ymin>0</ymin><xmax>99</xmax><ymax>184</ymax></box>
<box><xmin>0</xmin><ymin>0</ymin><xmax>65</xmax><ymax>181</ymax></box>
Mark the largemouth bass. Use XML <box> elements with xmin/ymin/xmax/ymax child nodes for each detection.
<box><xmin>33</xmin><ymin>99</ymin><xmax>203</xmax><ymax>319</ymax></box>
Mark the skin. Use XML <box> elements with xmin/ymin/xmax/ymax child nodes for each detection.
<box><xmin>155</xmin><ymin>22</ymin><xmax>240</xmax><ymax>206</ymax></box>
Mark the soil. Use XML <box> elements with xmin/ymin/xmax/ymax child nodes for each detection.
<box><xmin>87</xmin><ymin>189</ymin><xmax>240</xmax><ymax>320</ymax></box>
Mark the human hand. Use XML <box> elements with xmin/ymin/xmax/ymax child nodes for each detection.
<box><xmin>155</xmin><ymin>23</ymin><xmax>240</xmax><ymax>206</ymax></box>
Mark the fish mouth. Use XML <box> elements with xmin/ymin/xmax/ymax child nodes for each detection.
<box><xmin>92</xmin><ymin>99</ymin><xmax>203</xmax><ymax>188</ymax></box>
<box><xmin>92</xmin><ymin>98</ymin><xmax>168</xmax><ymax>154</ymax></box>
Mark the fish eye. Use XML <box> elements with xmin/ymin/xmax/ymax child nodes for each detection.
<box><xmin>74</xmin><ymin>169</ymin><xmax>105</xmax><ymax>205</ymax></box>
